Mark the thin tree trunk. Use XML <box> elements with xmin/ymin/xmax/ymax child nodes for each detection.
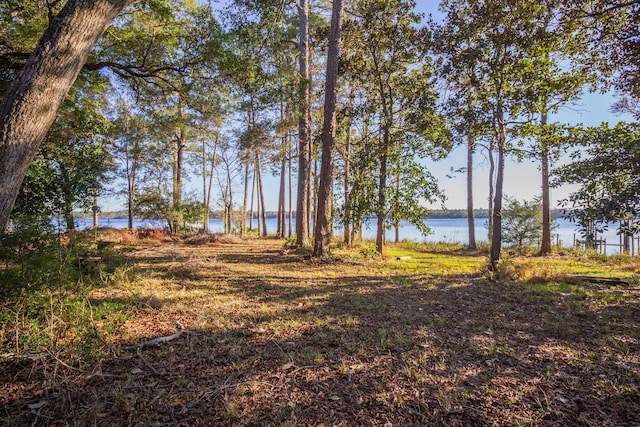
<box><xmin>127</xmin><ymin>173</ymin><xmax>135</xmax><ymax>230</ymax></box>
<box><xmin>313</xmin><ymin>0</ymin><xmax>343</xmax><ymax>256</ymax></box>
<box><xmin>202</xmin><ymin>140</ymin><xmax>209</xmax><ymax>233</ymax></box>
<box><xmin>256</xmin><ymin>156</ymin><xmax>267</xmax><ymax>237</ymax></box>
<box><xmin>255</xmin><ymin>167</ymin><xmax>261</xmax><ymax>234</ymax></box>
<box><xmin>288</xmin><ymin>139</ymin><xmax>293</xmax><ymax>237</ymax></box>
<box><xmin>467</xmin><ymin>134</ymin><xmax>476</xmax><ymax>249</ymax></box>
<box><xmin>277</xmin><ymin>100</ymin><xmax>287</xmax><ymax>238</ymax></box>
<box><xmin>93</xmin><ymin>193</ymin><xmax>99</xmax><ymax>229</ymax></box>
<box><xmin>394</xmin><ymin>173</ymin><xmax>400</xmax><ymax>243</ymax></box>
<box><xmin>242</xmin><ymin>162</ymin><xmax>249</xmax><ymax>236</ymax></box>
<box><xmin>226</xmin><ymin>167</ymin><xmax>232</xmax><ymax>234</ymax></box>
<box><xmin>343</xmin><ymin>133</ymin><xmax>351</xmax><ymax>246</ymax></box>
<box><xmin>173</xmin><ymin>102</ymin><xmax>185</xmax><ymax>234</ymax></box>
<box><xmin>490</xmin><ymin>111</ymin><xmax>506</xmax><ymax>271</ymax></box>
<box><xmin>539</xmin><ymin>108</ymin><xmax>552</xmax><ymax>255</ymax></box>
<box><xmin>249</xmin><ymin>168</ymin><xmax>255</xmax><ymax>231</ymax></box>
<box><xmin>0</xmin><ymin>0</ymin><xmax>137</xmax><ymax>229</ymax></box>
<box><xmin>278</xmin><ymin>152</ymin><xmax>287</xmax><ymax>238</ymax></box>
<box><xmin>296</xmin><ymin>0</ymin><xmax>312</xmax><ymax>247</ymax></box>
<box><xmin>126</xmin><ymin>151</ymin><xmax>137</xmax><ymax>230</ymax></box>
<box><xmin>487</xmin><ymin>140</ymin><xmax>495</xmax><ymax>242</ymax></box>
<box><xmin>373</xmin><ymin>50</ymin><xmax>391</xmax><ymax>255</ymax></box>
<box><xmin>205</xmin><ymin>138</ymin><xmax>218</xmax><ymax>234</ymax></box>
<box><xmin>376</xmin><ymin>144</ymin><xmax>388</xmax><ymax>254</ymax></box>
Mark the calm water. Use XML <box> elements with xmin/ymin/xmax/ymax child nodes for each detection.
<box><xmin>71</xmin><ymin>216</ymin><xmax>633</xmax><ymax>254</ymax></box>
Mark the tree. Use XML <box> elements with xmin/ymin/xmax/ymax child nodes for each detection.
<box><xmin>13</xmin><ymin>72</ymin><xmax>112</xmax><ymax>230</ymax></box>
<box><xmin>313</xmin><ymin>0</ymin><xmax>344</xmax><ymax>257</ymax></box>
<box><xmin>439</xmin><ymin>0</ymin><xmax>559</xmax><ymax>270</ymax></box>
<box><xmin>296</xmin><ymin>0</ymin><xmax>313</xmax><ymax>247</ymax></box>
<box><xmin>0</xmin><ymin>0</ymin><xmax>138</xmax><ymax>230</ymax></box>
<box><xmin>502</xmin><ymin>196</ymin><xmax>545</xmax><ymax>253</ymax></box>
<box><xmin>342</xmin><ymin>0</ymin><xmax>449</xmax><ymax>255</ymax></box>
<box><xmin>553</xmin><ymin>122</ymin><xmax>640</xmax><ymax>241</ymax></box>
<box><xmin>110</xmin><ymin>99</ymin><xmax>150</xmax><ymax>230</ymax></box>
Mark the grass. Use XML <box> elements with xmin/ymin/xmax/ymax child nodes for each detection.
<box><xmin>1</xmin><ymin>233</ymin><xmax>639</xmax><ymax>425</ymax></box>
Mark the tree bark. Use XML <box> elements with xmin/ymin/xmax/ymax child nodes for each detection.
<box><xmin>313</xmin><ymin>0</ymin><xmax>343</xmax><ymax>257</ymax></box>
<box><xmin>249</xmin><ymin>168</ymin><xmax>255</xmax><ymax>231</ymax></box>
<box><xmin>202</xmin><ymin>139</ymin><xmax>209</xmax><ymax>233</ymax></box>
<box><xmin>172</xmin><ymin>101</ymin><xmax>186</xmax><ymax>234</ymax></box>
<box><xmin>466</xmin><ymin>134</ymin><xmax>476</xmax><ymax>249</ymax></box>
<box><xmin>288</xmin><ymin>139</ymin><xmax>293</xmax><ymax>237</ymax></box>
<box><xmin>539</xmin><ymin>109</ymin><xmax>552</xmax><ymax>255</ymax></box>
<box><xmin>376</xmin><ymin>143</ymin><xmax>388</xmax><ymax>255</ymax></box>
<box><xmin>343</xmin><ymin>116</ymin><xmax>352</xmax><ymax>246</ymax></box>
<box><xmin>256</xmin><ymin>156</ymin><xmax>267</xmax><ymax>237</ymax></box>
<box><xmin>487</xmin><ymin>140</ymin><xmax>495</xmax><ymax>242</ymax></box>
<box><xmin>394</xmin><ymin>173</ymin><xmax>400</xmax><ymax>243</ymax></box>
<box><xmin>277</xmin><ymin>99</ymin><xmax>287</xmax><ymax>238</ymax></box>
<box><xmin>93</xmin><ymin>193</ymin><xmax>99</xmax><ymax>230</ymax></box>
<box><xmin>0</xmin><ymin>0</ymin><xmax>137</xmax><ymax>230</ymax></box>
<box><xmin>295</xmin><ymin>0</ymin><xmax>312</xmax><ymax>247</ymax></box>
<box><xmin>490</xmin><ymin>109</ymin><xmax>506</xmax><ymax>271</ymax></box>
<box><xmin>278</xmin><ymin>151</ymin><xmax>287</xmax><ymax>238</ymax></box>
<box><xmin>242</xmin><ymin>162</ymin><xmax>249</xmax><ymax>236</ymax></box>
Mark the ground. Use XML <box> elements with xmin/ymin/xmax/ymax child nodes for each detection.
<box><xmin>1</xmin><ymin>235</ymin><xmax>639</xmax><ymax>426</ymax></box>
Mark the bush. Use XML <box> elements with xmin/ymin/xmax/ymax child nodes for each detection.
<box><xmin>502</xmin><ymin>196</ymin><xmax>554</xmax><ymax>253</ymax></box>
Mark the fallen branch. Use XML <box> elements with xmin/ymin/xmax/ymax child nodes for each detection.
<box><xmin>568</xmin><ymin>275</ymin><xmax>632</xmax><ymax>286</ymax></box>
<box><xmin>123</xmin><ymin>323</ymin><xmax>184</xmax><ymax>351</ymax></box>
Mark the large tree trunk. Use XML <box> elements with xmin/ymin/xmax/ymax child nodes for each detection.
<box><xmin>0</xmin><ymin>0</ymin><xmax>137</xmax><ymax>230</ymax></box>
<box><xmin>313</xmin><ymin>0</ymin><xmax>343</xmax><ymax>257</ymax></box>
<box><xmin>467</xmin><ymin>134</ymin><xmax>476</xmax><ymax>249</ymax></box>
<box><xmin>295</xmin><ymin>0</ymin><xmax>312</xmax><ymax>247</ymax></box>
<box><xmin>539</xmin><ymin>109</ymin><xmax>552</xmax><ymax>255</ymax></box>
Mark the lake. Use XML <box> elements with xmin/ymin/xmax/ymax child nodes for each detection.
<box><xmin>69</xmin><ymin>216</ymin><xmax>635</xmax><ymax>255</ymax></box>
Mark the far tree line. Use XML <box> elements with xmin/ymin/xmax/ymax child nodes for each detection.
<box><xmin>0</xmin><ymin>0</ymin><xmax>639</xmax><ymax>270</ymax></box>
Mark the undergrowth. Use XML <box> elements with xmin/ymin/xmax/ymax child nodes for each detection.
<box><xmin>0</xmin><ymin>227</ymin><xmax>135</xmax><ymax>366</ymax></box>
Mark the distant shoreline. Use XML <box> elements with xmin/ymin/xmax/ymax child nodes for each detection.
<box><xmin>75</xmin><ymin>208</ymin><xmax>567</xmax><ymax>221</ymax></box>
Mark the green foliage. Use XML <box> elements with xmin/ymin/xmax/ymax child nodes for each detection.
<box><xmin>341</xmin><ymin>0</ymin><xmax>450</xmax><ymax>247</ymax></box>
<box><xmin>0</xmin><ymin>221</ymin><xmax>109</xmax><ymax>301</ymax></box>
<box><xmin>502</xmin><ymin>196</ymin><xmax>547</xmax><ymax>253</ymax></box>
<box><xmin>0</xmin><ymin>220</ymin><xmax>60</xmax><ymax>298</ymax></box>
<box><xmin>12</xmin><ymin>74</ymin><xmax>113</xmax><ymax>229</ymax></box>
<box><xmin>553</xmin><ymin>122</ymin><xmax>640</xmax><ymax>238</ymax></box>
<box><xmin>359</xmin><ymin>242</ymin><xmax>379</xmax><ymax>258</ymax></box>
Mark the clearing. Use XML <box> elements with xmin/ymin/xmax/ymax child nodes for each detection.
<box><xmin>1</xmin><ymin>235</ymin><xmax>639</xmax><ymax>426</ymax></box>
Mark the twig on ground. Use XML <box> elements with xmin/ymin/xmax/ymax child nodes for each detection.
<box><xmin>123</xmin><ymin>322</ymin><xmax>184</xmax><ymax>352</ymax></box>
